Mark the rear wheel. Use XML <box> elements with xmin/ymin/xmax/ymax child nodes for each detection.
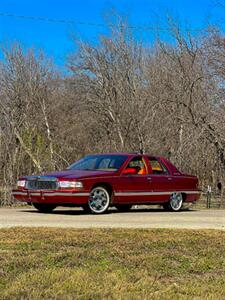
<box><xmin>88</xmin><ymin>186</ymin><xmax>111</xmax><ymax>214</ymax></box>
<box><xmin>115</xmin><ymin>204</ymin><xmax>132</xmax><ymax>212</ymax></box>
<box><xmin>33</xmin><ymin>203</ymin><xmax>56</xmax><ymax>213</ymax></box>
<box><xmin>163</xmin><ymin>192</ymin><xmax>183</xmax><ymax>212</ymax></box>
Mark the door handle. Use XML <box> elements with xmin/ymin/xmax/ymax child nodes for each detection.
<box><xmin>168</xmin><ymin>177</ymin><xmax>172</xmax><ymax>181</ymax></box>
<box><xmin>147</xmin><ymin>177</ymin><xmax>152</xmax><ymax>181</ymax></box>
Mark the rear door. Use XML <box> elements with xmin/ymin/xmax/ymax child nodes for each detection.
<box><xmin>145</xmin><ymin>156</ymin><xmax>174</xmax><ymax>203</ymax></box>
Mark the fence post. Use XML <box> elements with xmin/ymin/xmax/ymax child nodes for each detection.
<box><xmin>206</xmin><ymin>185</ymin><xmax>212</xmax><ymax>209</ymax></box>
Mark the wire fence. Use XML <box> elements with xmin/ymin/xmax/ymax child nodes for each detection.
<box><xmin>194</xmin><ymin>191</ymin><xmax>225</xmax><ymax>209</ymax></box>
<box><xmin>0</xmin><ymin>187</ymin><xmax>13</xmax><ymax>206</ymax></box>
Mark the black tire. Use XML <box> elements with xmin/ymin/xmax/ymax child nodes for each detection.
<box><xmin>163</xmin><ymin>193</ymin><xmax>183</xmax><ymax>212</ymax></box>
<box><xmin>162</xmin><ymin>203</ymin><xmax>170</xmax><ymax>211</ymax></box>
<box><xmin>115</xmin><ymin>204</ymin><xmax>132</xmax><ymax>212</ymax></box>
<box><xmin>32</xmin><ymin>203</ymin><xmax>56</xmax><ymax>213</ymax></box>
<box><xmin>88</xmin><ymin>186</ymin><xmax>111</xmax><ymax>214</ymax></box>
<box><xmin>81</xmin><ymin>204</ymin><xmax>91</xmax><ymax>214</ymax></box>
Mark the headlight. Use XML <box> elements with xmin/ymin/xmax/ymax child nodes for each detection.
<box><xmin>58</xmin><ymin>181</ymin><xmax>83</xmax><ymax>189</ymax></box>
<box><xmin>17</xmin><ymin>180</ymin><xmax>26</xmax><ymax>188</ymax></box>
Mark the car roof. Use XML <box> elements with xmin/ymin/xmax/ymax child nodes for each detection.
<box><xmin>87</xmin><ymin>152</ymin><xmax>157</xmax><ymax>157</ymax></box>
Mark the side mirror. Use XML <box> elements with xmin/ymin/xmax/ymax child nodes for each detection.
<box><xmin>122</xmin><ymin>168</ymin><xmax>137</xmax><ymax>175</ymax></box>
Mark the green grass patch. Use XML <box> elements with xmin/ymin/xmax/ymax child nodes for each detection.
<box><xmin>0</xmin><ymin>228</ymin><xmax>225</xmax><ymax>299</ymax></box>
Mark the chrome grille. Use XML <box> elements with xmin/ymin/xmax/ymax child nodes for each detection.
<box><xmin>26</xmin><ymin>177</ymin><xmax>58</xmax><ymax>190</ymax></box>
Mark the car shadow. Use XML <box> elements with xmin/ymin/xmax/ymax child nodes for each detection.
<box><xmin>21</xmin><ymin>206</ymin><xmax>197</xmax><ymax>216</ymax></box>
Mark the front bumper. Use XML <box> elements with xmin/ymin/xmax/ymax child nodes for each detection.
<box><xmin>12</xmin><ymin>189</ymin><xmax>89</xmax><ymax>205</ymax></box>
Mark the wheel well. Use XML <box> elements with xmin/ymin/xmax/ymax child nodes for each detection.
<box><xmin>182</xmin><ymin>193</ymin><xmax>187</xmax><ymax>202</ymax></box>
<box><xmin>91</xmin><ymin>182</ymin><xmax>113</xmax><ymax>196</ymax></box>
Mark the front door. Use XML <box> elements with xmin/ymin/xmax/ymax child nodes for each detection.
<box><xmin>116</xmin><ymin>156</ymin><xmax>152</xmax><ymax>204</ymax></box>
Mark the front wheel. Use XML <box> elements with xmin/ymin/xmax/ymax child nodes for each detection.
<box><xmin>33</xmin><ymin>203</ymin><xmax>56</xmax><ymax>213</ymax></box>
<box><xmin>88</xmin><ymin>186</ymin><xmax>111</xmax><ymax>214</ymax></box>
<box><xmin>163</xmin><ymin>193</ymin><xmax>183</xmax><ymax>212</ymax></box>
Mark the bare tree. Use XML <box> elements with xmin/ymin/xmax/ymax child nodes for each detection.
<box><xmin>68</xmin><ymin>22</ymin><xmax>152</xmax><ymax>152</ymax></box>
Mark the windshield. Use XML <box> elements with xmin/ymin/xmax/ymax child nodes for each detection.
<box><xmin>68</xmin><ymin>155</ymin><xmax>128</xmax><ymax>171</ymax></box>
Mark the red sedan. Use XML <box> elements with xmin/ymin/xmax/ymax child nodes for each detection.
<box><xmin>12</xmin><ymin>152</ymin><xmax>201</xmax><ymax>214</ymax></box>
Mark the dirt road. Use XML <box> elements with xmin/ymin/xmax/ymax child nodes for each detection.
<box><xmin>0</xmin><ymin>207</ymin><xmax>225</xmax><ymax>229</ymax></box>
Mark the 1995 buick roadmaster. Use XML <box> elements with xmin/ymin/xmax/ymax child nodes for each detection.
<box><xmin>12</xmin><ymin>153</ymin><xmax>201</xmax><ymax>214</ymax></box>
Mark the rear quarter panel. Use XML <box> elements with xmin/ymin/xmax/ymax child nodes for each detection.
<box><xmin>173</xmin><ymin>174</ymin><xmax>200</xmax><ymax>202</ymax></box>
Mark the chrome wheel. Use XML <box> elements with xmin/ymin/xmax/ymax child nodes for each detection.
<box><xmin>169</xmin><ymin>192</ymin><xmax>183</xmax><ymax>211</ymax></box>
<box><xmin>88</xmin><ymin>187</ymin><xmax>110</xmax><ymax>214</ymax></box>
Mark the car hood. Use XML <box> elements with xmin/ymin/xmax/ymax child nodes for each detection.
<box><xmin>40</xmin><ymin>169</ymin><xmax>117</xmax><ymax>180</ymax></box>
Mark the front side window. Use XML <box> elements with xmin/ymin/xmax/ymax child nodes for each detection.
<box><xmin>68</xmin><ymin>155</ymin><xmax>128</xmax><ymax>171</ymax></box>
<box><xmin>125</xmin><ymin>156</ymin><xmax>147</xmax><ymax>175</ymax></box>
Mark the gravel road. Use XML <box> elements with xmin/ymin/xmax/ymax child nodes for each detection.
<box><xmin>0</xmin><ymin>207</ymin><xmax>225</xmax><ymax>229</ymax></box>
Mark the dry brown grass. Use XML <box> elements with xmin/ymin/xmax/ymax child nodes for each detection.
<box><xmin>0</xmin><ymin>228</ymin><xmax>225</xmax><ymax>299</ymax></box>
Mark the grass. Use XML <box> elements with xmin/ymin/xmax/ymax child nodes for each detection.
<box><xmin>0</xmin><ymin>228</ymin><xmax>225</xmax><ymax>299</ymax></box>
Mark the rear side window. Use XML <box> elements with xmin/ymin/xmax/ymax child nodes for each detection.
<box><xmin>148</xmin><ymin>157</ymin><xmax>169</xmax><ymax>175</ymax></box>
